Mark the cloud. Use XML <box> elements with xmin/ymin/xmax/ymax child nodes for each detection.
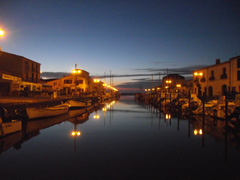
<box><xmin>133</xmin><ymin>64</ymin><xmax>207</xmax><ymax>76</ymax></box>
<box><xmin>41</xmin><ymin>72</ymin><xmax>70</xmax><ymax>79</ymax></box>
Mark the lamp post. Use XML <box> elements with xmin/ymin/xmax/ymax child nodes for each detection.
<box><xmin>72</xmin><ymin>64</ymin><xmax>81</xmax><ymax>96</ymax></box>
<box><xmin>194</xmin><ymin>72</ymin><xmax>203</xmax><ymax>97</ymax></box>
<box><xmin>165</xmin><ymin>80</ymin><xmax>172</xmax><ymax>93</ymax></box>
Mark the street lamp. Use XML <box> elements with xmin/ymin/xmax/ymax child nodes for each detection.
<box><xmin>165</xmin><ymin>80</ymin><xmax>172</xmax><ymax>93</ymax></box>
<box><xmin>0</xmin><ymin>29</ymin><xmax>5</xmax><ymax>53</ymax></box>
<box><xmin>72</xmin><ymin>66</ymin><xmax>81</xmax><ymax>96</ymax></box>
<box><xmin>0</xmin><ymin>29</ymin><xmax>4</xmax><ymax>36</ymax></box>
<box><xmin>194</xmin><ymin>72</ymin><xmax>203</xmax><ymax>97</ymax></box>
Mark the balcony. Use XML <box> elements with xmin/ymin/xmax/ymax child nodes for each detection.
<box><xmin>220</xmin><ymin>74</ymin><xmax>227</xmax><ymax>79</ymax></box>
<box><xmin>209</xmin><ymin>76</ymin><xmax>215</xmax><ymax>81</ymax></box>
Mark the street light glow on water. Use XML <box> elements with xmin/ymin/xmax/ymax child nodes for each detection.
<box><xmin>1</xmin><ymin>96</ymin><xmax>240</xmax><ymax>179</ymax></box>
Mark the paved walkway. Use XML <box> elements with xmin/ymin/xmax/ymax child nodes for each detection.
<box><xmin>0</xmin><ymin>95</ymin><xmax>94</xmax><ymax>104</ymax></box>
<box><xmin>0</xmin><ymin>96</ymin><xmax>53</xmax><ymax>104</ymax></box>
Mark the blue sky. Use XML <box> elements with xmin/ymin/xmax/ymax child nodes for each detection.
<box><xmin>0</xmin><ymin>0</ymin><xmax>240</xmax><ymax>91</ymax></box>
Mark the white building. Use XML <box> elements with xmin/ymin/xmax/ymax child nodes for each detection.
<box><xmin>193</xmin><ymin>56</ymin><xmax>240</xmax><ymax>97</ymax></box>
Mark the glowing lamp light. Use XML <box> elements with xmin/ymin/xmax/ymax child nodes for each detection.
<box><xmin>72</xmin><ymin>69</ymin><xmax>81</xmax><ymax>74</ymax></box>
<box><xmin>152</xmin><ymin>88</ymin><xmax>155</xmax><ymax>91</ymax></box>
<box><xmin>102</xmin><ymin>108</ymin><xmax>107</xmax><ymax>112</ymax></box>
<box><xmin>176</xmin><ymin>84</ymin><xmax>181</xmax><ymax>88</ymax></box>
<box><xmin>145</xmin><ymin>89</ymin><xmax>147</xmax><ymax>91</ymax></box>
<box><xmin>71</xmin><ymin>131</ymin><xmax>81</xmax><ymax>136</ymax></box>
<box><xmin>194</xmin><ymin>129</ymin><xmax>203</xmax><ymax>135</ymax></box>
<box><xmin>165</xmin><ymin>86</ymin><xmax>169</xmax><ymax>89</ymax></box>
<box><xmin>0</xmin><ymin>30</ymin><xmax>4</xmax><ymax>36</ymax></box>
<box><xmin>148</xmin><ymin>89</ymin><xmax>151</xmax><ymax>91</ymax></box>
<box><xmin>165</xmin><ymin>114</ymin><xmax>171</xmax><ymax>119</ymax></box>
<box><xmin>93</xmin><ymin>115</ymin><xmax>100</xmax><ymax>119</ymax></box>
<box><xmin>194</xmin><ymin>72</ymin><xmax>203</xmax><ymax>76</ymax></box>
<box><xmin>194</xmin><ymin>129</ymin><xmax>198</xmax><ymax>135</ymax></box>
<box><xmin>94</xmin><ymin>79</ymin><xmax>100</xmax><ymax>83</ymax></box>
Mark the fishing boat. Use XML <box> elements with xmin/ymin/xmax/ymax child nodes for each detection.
<box><xmin>26</xmin><ymin>104</ymin><xmax>69</xmax><ymax>119</ymax></box>
<box><xmin>0</xmin><ymin>118</ymin><xmax>22</xmax><ymax>137</ymax></box>
<box><xmin>66</xmin><ymin>99</ymin><xmax>92</xmax><ymax>109</ymax></box>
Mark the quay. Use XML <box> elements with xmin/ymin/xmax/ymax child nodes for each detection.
<box><xmin>0</xmin><ymin>94</ymin><xmax>116</xmax><ymax>121</ymax></box>
<box><xmin>135</xmin><ymin>91</ymin><xmax>239</xmax><ymax>122</ymax></box>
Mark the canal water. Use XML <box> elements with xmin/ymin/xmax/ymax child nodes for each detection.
<box><xmin>1</xmin><ymin>96</ymin><xmax>240</xmax><ymax>179</ymax></box>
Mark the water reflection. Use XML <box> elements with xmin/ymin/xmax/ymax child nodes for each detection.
<box><xmin>0</xmin><ymin>102</ymin><xmax>107</xmax><ymax>154</ymax></box>
<box><xmin>1</xmin><ymin>97</ymin><xmax>240</xmax><ymax>179</ymax></box>
<box><xmin>142</xmin><ymin>101</ymin><xmax>240</xmax><ymax>155</ymax></box>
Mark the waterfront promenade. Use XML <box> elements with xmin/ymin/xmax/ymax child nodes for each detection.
<box><xmin>0</xmin><ymin>94</ymin><xmax>96</xmax><ymax>104</ymax></box>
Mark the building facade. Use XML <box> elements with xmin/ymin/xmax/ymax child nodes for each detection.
<box><xmin>193</xmin><ymin>56</ymin><xmax>240</xmax><ymax>97</ymax></box>
<box><xmin>162</xmin><ymin>74</ymin><xmax>185</xmax><ymax>93</ymax></box>
<box><xmin>0</xmin><ymin>52</ymin><xmax>41</xmax><ymax>95</ymax></box>
<box><xmin>46</xmin><ymin>70</ymin><xmax>92</xmax><ymax>95</ymax></box>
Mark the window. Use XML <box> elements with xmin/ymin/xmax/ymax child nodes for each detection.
<box><xmin>25</xmin><ymin>61</ymin><xmax>29</xmax><ymax>71</ymax></box>
<box><xmin>237</xmin><ymin>59</ymin><xmax>240</xmax><ymax>68</ymax></box>
<box><xmin>238</xmin><ymin>70</ymin><xmax>240</xmax><ymax>81</ymax></box>
<box><xmin>32</xmin><ymin>63</ymin><xmax>34</xmax><ymax>72</ymax></box>
<box><xmin>36</xmin><ymin>64</ymin><xmax>39</xmax><ymax>72</ymax></box>
<box><xmin>64</xmin><ymin>80</ymin><xmax>72</xmax><ymax>84</ymax></box>
<box><xmin>223</xmin><ymin>68</ymin><xmax>226</xmax><ymax>75</ymax></box>
<box><xmin>220</xmin><ymin>67</ymin><xmax>227</xmax><ymax>79</ymax></box>
<box><xmin>211</xmin><ymin>70</ymin><xmax>214</xmax><ymax>77</ymax></box>
<box><xmin>76</xmin><ymin>80</ymin><xmax>83</xmax><ymax>85</ymax></box>
<box><xmin>209</xmin><ymin>70</ymin><xmax>215</xmax><ymax>81</ymax></box>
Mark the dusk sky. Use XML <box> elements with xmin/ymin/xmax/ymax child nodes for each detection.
<box><xmin>0</xmin><ymin>0</ymin><xmax>239</xmax><ymax>92</ymax></box>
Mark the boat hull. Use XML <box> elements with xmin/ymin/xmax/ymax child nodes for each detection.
<box><xmin>27</xmin><ymin>105</ymin><xmax>69</xmax><ymax>119</ymax></box>
<box><xmin>67</xmin><ymin>100</ymin><xmax>91</xmax><ymax>108</ymax></box>
<box><xmin>0</xmin><ymin>120</ymin><xmax>22</xmax><ymax>136</ymax></box>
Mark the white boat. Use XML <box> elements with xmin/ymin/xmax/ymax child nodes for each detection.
<box><xmin>0</xmin><ymin>118</ymin><xmax>22</xmax><ymax>137</ymax></box>
<box><xmin>66</xmin><ymin>100</ymin><xmax>92</xmax><ymax>108</ymax></box>
<box><xmin>210</xmin><ymin>95</ymin><xmax>240</xmax><ymax>119</ymax></box>
<box><xmin>26</xmin><ymin>104</ymin><xmax>69</xmax><ymax>119</ymax></box>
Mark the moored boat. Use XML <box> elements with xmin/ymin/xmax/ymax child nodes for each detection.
<box><xmin>0</xmin><ymin>118</ymin><xmax>22</xmax><ymax>137</ymax></box>
<box><xmin>26</xmin><ymin>104</ymin><xmax>69</xmax><ymax>119</ymax></box>
<box><xmin>66</xmin><ymin>100</ymin><xmax>92</xmax><ymax>109</ymax></box>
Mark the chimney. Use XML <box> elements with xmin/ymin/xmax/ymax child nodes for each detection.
<box><xmin>216</xmin><ymin>59</ymin><xmax>220</xmax><ymax>64</ymax></box>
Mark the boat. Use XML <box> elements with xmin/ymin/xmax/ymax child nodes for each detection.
<box><xmin>210</xmin><ymin>95</ymin><xmax>237</xmax><ymax>119</ymax></box>
<box><xmin>68</xmin><ymin>108</ymin><xmax>88</xmax><ymax>118</ymax></box>
<box><xmin>0</xmin><ymin>118</ymin><xmax>22</xmax><ymax>137</ymax></box>
<box><xmin>66</xmin><ymin>100</ymin><xmax>92</xmax><ymax>109</ymax></box>
<box><xmin>26</xmin><ymin>113</ymin><xmax>68</xmax><ymax>133</ymax></box>
<box><xmin>26</xmin><ymin>104</ymin><xmax>69</xmax><ymax>119</ymax></box>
